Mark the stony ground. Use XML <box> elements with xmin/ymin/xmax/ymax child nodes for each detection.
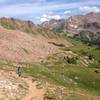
<box><xmin>0</xmin><ymin>70</ymin><xmax>45</xmax><ymax>100</ymax></box>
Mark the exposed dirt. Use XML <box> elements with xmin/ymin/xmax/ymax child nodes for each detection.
<box><xmin>0</xmin><ymin>70</ymin><xmax>45</xmax><ymax>100</ymax></box>
<box><xmin>0</xmin><ymin>70</ymin><xmax>28</xmax><ymax>100</ymax></box>
<box><xmin>0</xmin><ymin>27</ymin><xmax>69</xmax><ymax>63</ymax></box>
<box><xmin>22</xmin><ymin>78</ymin><xmax>45</xmax><ymax>100</ymax></box>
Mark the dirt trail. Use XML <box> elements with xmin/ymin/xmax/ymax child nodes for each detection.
<box><xmin>22</xmin><ymin>78</ymin><xmax>45</xmax><ymax>100</ymax></box>
<box><xmin>0</xmin><ymin>70</ymin><xmax>45</xmax><ymax>100</ymax></box>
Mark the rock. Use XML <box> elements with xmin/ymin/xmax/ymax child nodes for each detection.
<box><xmin>95</xmin><ymin>69</ymin><xmax>100</xmax><ymax>73</ymax></box>
<box><xmin>74</xmin><ymin>76</ymin><xmax>79</xmax><ymax>80</ymax></box>
<box><xmin>0</xmin><ymin>70</ymin><xmax>28</xmax><ymax>100</ymax></box>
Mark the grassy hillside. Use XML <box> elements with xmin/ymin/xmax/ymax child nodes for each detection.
<box><xmin>25</xmin><ymin>37</ymin><xmax>100</xmax><ymax>99</ymax></box>
<box><xmin>0</xmin><ymin>36</ymin><xmax>100</xmax><ymax>100</ymax></box>
<box><xmin>0</xmin><ymin>61</ymin><xmax>100</xmax><ymax>99</ymax></box>
<box><xmin>65</xmin><ymin>37</ymin><xmax>100</xmax><ymax>62</ymax></box>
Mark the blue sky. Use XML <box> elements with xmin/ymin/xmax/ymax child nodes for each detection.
<box><xmin>0</xmin><ymin>0</ymin><xmax>100</xmax><ymax>23</ymax></box>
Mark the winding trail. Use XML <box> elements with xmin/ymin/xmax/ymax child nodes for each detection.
<box><xmin>22</xmin><ymin>77</ymin><xmax>45</xmax><ymax>100</ymax></box>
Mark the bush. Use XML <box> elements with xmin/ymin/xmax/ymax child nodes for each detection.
<box><xmin>88</xmin><ymin>54</ymin><xmax>94</xmax><ymax>60</ymax></box>
<box><xmin>66</xmin><ymin>56</ymin><xmax>77</xmax><ymax>64</ymax></box>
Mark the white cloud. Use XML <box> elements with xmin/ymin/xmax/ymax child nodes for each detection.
<box><xmin>39</xmin><ymin>14</ymin><xmax>61</xmax><ymax>22</ymax></box>
<box><xmin>64</xmin><ymin>10</ymin><xmax>71</xmax><ymax>14</ymax></box>
<box><xmin>40</xmin><ymin>17</ymin><xmax>48</xmax><ymax>22</ymax></box>
<box><xmin>0</xmin><ymin>0</ymin><xmax>100</xmax><ymax>16</ymax></box>
<box><xmin>63</xmin><ymin>10</ymin><xmax>72</xmax><ymax>19</ymax></box>
<box><xmin>50</xmin><ymin>15</ymin><xmax>61</xmax><ymax>20</ymax></box>
<box><xmin>0</xmin><ymin>0</ymin><xmax>100</xmax><ymax>23</ymax></box>
<box><xmin>79</xmin><ymin>6</ymin><xmax>100</xmax><ymax>14</ymax></box>
<box><xmin>42</xmin><ymin>14</ymin><xmax>48</xmax><ymax>18</ymax></box>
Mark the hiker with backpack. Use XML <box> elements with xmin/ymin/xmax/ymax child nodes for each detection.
<box><xmin>16</xmin><ymin>63</ymin><xmax>23</xmax><ymax>77</ymax></box>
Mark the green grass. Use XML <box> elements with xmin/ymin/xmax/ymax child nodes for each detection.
<box><xmin>88</xmin><ymin>63</ymin><xmax>98</xmax><ymax>68</ymax></box>
<box><xmin>24</xmin><ymin>62</ymin><xmax>100</xmax><ymax>96</ymax></box>
<box><xmin>65</xmin><ymin>37</ymin><xmax>100</xmax><ymax>62</ymax></box>
<box><xmin>65</xmin><ymin>92</ymin><xmax>94</xmax><ymax>100</ymax></box>
<box><xmin>23</xmin><ymin>37</ymin><xmax>100</xmax><ymax>97</ymax></box>
<box><xmin>0</xmin><ymin>20</ymin><xmax>16</xmax><ymax>30</ymax></box>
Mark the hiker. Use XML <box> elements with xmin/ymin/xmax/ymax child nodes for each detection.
<box><xmin>16</xmin><ymin>63</ymin><xmax>23</xmax><ymax>77</ymax></box>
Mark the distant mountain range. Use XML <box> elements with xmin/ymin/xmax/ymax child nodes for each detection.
<box><xmin>41</xmin><ymin>12</ymin><xmax>100</xmax><ymax>35</ymax></box>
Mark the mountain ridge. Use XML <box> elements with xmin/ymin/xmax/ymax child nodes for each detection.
<box><xmin>41</xmin><ymin>12</ymin><xmax>100</xmax><ymax>35</ymax></box>
<box><xmin>0</xmin><ymin>17</ymin><xmax>69</xmax><ymax>63</ymax></box>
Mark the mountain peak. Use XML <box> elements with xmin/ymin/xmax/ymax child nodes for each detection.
<box><xmin>41</xmin><ymin>12</ymin><xmax>100</xmax><ymax>35</ymax></box>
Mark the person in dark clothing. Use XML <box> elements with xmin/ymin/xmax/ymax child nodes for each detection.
<box><xmin>16</xmin><ymin>64</ymin><xmax>23</xmax><ymax>77</ymax></box>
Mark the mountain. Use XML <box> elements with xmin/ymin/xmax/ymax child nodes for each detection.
<box><xmin>41</xmin><ymin>19</ymin><xmax>65</xmax><ymax>33</ymax></box>
<box><xmin>0</xmin><ymin>17</ymin><xmax>68</xmax><ymax>63</ymax></box>
<box><xmin>41</xmin><ymin>12</ymin><xmax>100</xmax><ymax>35</ymax></box>
<box><xmin>0</xmin><ymin>17</ymin><xmax>100</xmax><ymax>100</ymax></box>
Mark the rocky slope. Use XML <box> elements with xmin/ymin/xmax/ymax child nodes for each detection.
<box><xmin>0</xmin><ymin>17</ymin><xmax>69</xmax><ymax>63</ymax></box>
<box><xmin>0</xmin><ymin>70</ymin><xmax>45</xmax><ymax>100</ymax></box>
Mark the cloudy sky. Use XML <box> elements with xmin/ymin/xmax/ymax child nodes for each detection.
<box><xmin>0</xmin><ymin>0</ymin><xmax>100</xmax><ymax>23</ymax></box>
